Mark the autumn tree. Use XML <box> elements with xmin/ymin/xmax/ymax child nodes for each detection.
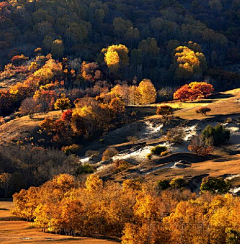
<box><xmin>71</xmin><ymin>102</ymin><xmax>111</xmax><ymax>137</ymax></box>
<box><xmin>54</xmin><ymin>95</ymin><xmax>71</xmax><ymax>112</ymax></box>
<box><xmin>173</xmin><ymin>45</ymin><xmax>207</xmax><ymax>82</ymax></box>
<box><xmin>173</xmin><ymin>82</ymin><xmax>214</xmax><ymax>101</ymax></box>
<box><xmin>81</xmin><ymin>62</ymin><xmax>100</xmax><ymax>81</ymax></box>
<box><xmin>11</xmin><ymin>173</ymin><xmax>240</xmax><ymax>242</ymax></box>
<box><xmin>85</xmin><ymin>174</ymin><xmax>103</xmax><ymax>192</ymax></box>
<box><xmin>11</xmin><ymin>54</ymin><xmax>29</xmax><ymax>65</ymax></box>
<box><xmin>109</xmin><ymin>97</ymin><xmax>125</xmax><ymax>117</ymax></box>
<box><xmin>138</xmin><ymin>79</ymin><xmax>157</xmax><ymax>104</ymax></box>
<box><xmin>102</xmin><ymin>44</ymin><xmax>129</xmax><ymax>74</ymax></box>
<box><xmin>188</xmin><ymin>135</ymin><xmax>212</xmax><ymax>156</ymax></box>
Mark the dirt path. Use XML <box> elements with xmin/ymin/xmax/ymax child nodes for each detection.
<box><xmin>0</xmin><ymin>201</ymin><xmax>119</xmax><ymax>244</ymax></box>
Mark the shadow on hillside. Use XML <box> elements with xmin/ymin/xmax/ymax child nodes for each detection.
<box><xmin>208</xmin><ymin>93</ymin><xmax>234</xmax><ymax>99</ymax></box>
<box><xmin>150</xmin><ymin>153</ymin><xmax>219</xmax><ymax>166</ymax></box>
<box><xmin>187</xmin><ymin>99</ymin><xmax>215</xmax><ymax>104</ymax></box>
<box><xmin>186</xmin><ymin>113</ymin><xmax>240</xmax><ymax>123</ymax></box>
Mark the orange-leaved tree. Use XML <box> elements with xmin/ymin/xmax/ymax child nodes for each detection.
<box><xmin>173</xmin><ymin>82</ymin><xmax>214</xmax><ymax>101</ymax></box>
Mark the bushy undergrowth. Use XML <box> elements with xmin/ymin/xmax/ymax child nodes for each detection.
<box><xmin>0</xmin><ymin>145</ymin><xmax>76</xmax><ymax>197</ymax></box>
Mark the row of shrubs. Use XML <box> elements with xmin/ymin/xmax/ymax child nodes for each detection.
<box><xmin>157</xmin><ymin>177</ymin><xmax>231</xmax><ymax>194</ymax></box>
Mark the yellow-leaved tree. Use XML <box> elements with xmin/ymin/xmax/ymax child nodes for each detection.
<box><xmin>173</xmin><ymin>44</ymin><xmax>207</xmax><ymax>82</ymax></box>
<box><xmin>138</xmin><ymin>79</ymin><xmax>157</xmax><ymax>104</ymax></box>
<box><xmin>102</xmin><ymin>44</ymin><xmax>129</xmax><ymax>74</ymax></box>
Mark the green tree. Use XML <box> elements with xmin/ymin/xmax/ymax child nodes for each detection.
<box><xmin>200</xmin><ymin>177</ymin><xmax>231</xmax><ymax>194</ymax></box>
<box><xmin>202</xmin><ymin>124</ymin><xmax>230</xmax><ymax>146</ymax></box>
<box><xmin>51</xmin><ymin>39</ymin><xmax>64</xmax><ymax>59</ymax></box>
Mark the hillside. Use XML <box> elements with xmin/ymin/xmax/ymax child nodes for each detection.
<box><xmin>1</xmin><ymin>88</ymin><xmax>240</xmax><ymax>192</ymax></box>
<box><xmin>0</xmin><ymin>111</ymin><xmax>61</xmax><ymax>145</ymax></box>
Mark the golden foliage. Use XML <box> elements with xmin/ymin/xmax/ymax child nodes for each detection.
<box><xmin>138</xmin><ymin>79</ymin><xmax>157</xmax><ymax>104</ymax></box>
<box><xmin>102</xmin><ymin>44</ymin><xmax>129</xmax><ymax>73</ymax></box>
<box><xmin>12</xmin><ymin>173</ymin><xmax>240</xmax><ymax>243</ymax></box>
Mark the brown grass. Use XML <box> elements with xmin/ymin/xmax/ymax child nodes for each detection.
<box><xmin>170</xmin><ymin>89</ymin><xmax>240</xmax><ymax>120</ymax></box>
<box><xmin>0</xmin><ymin>111</ymin><xmax>61</xmax><ymax>145</ymax></box>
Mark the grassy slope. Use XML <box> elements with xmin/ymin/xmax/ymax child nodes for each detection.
<box><xmin>0</xmin><ymin>111</ymin><xmax>61</xmax><ymax>145</ymax></box>
<box><xmin>1</xmin><ymin>89</ymin><xmax>240</xmax><ymax>145</ymax></box>
<box><xmin>162</xmin><ymin>88</ymin><xmax>240</xmax><ymax>120</ymax></box>
<box><xmin>103</xmin><ymin>89</ymin><xmax>240</xmax><ymax>184</ymax></box>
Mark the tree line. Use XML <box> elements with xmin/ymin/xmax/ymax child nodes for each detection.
<box><xmin>1</xmin><ymin>0</ymin><xmax>240</xmax><ymax>87</ymax></box>
<box><xmin>12</xmin><ymin>173</ymin><xmax>240</xmax><ymax>244</ymax></box>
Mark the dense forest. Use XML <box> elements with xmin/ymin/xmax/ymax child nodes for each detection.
<box><xmin>1</xmin><ymin>0</ymin><xmax>240</xmax><ymax>89</ymax></box>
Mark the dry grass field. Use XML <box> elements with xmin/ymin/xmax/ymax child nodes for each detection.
<box><xmin>0</xmin><ymin>201</ymin><xmax>119</xmax><ymax>244</ymax></box>
<box><xmin>168</xmin><ymin>88</ymin><xmax>240</xmax><ymax>120</ymax></box>
<box><xmin>0</xmin><ymin>111</ymin><xmax>61</xmax><ymax>145</ymax></box>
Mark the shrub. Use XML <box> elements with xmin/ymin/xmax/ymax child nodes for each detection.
<box><xmin>225</xmin><ymin>117</ymin><xmax>233</xmax><ymax>123</ymax></box>
<box><xmin>151</xmin><ymin>145</ymin><xmax>168</xmax><ymax>155</ymax></box>
<box><xmin>160</xmin><ymin>151</ymin><xmax>170</xmax><ymax>156</ymax></box>
<box><xmin>146</xmin><ymin>153</ymin><xmax>152</xmax><ymax>160</ymax></box>
<box><xmin>75</xmin><ymin>164</ymin><xmax>94</xmax><ymax>175</ymax></box>
<box><xmin>54</xmin><ymin>96</ymin><xmax>71</xmax><ymax>112</ymax></box>
<box><xmin>99</xmin><ymin>139</ymin><xmax>105</xmax><ymax>144</ymax></box>
<box><xmin>196</xmin><ymin>107</ymin><xmax>211</xmax><ymax>115</ymax></box>
<box><xmin>61</xmin><ymin>109</ymin><xmax>72</xmax><ymax>123</ymax></box>
<box><xmin>202</xmin><ymin>124</ymin><xmax>230</xmax><ymax>146</ymax></box>
<box><xmin>61</xmin><ymin>144</ymin><xmax>81</xmax><ymax>155</ymax></box>
<box><xmin>85</xmin><ymin>150</ymin><xmax>99</xmax><ymax>157</ymax></box>
<box><xmin>114</xmin><ymin>160</ymin><xmax>130</xmax><ymax>173</ymax></box>
<box><xmin>156</xmin><ymin>105</ymin><xmax>173</xmax><ymax>117</ymax></box>
<box><xmin>200</xmin><ymin>177</ymin><xmax>231</xmax><ymax>194</ymax></box>
<box><xmin>170</xmin><ymin>178</ymin><xmax>187</xmax><ymax>189</ymax></box>
<box><xmin>157</xmin><ymin>180</ymin><xmax>170</xmax><ymax>190</ymax></box>
<box><xmin>166</xmin><ymin>127</ymin><xmax>185</xmax><ymax>144</ymax></box>
<box><xmin>188</xmin><ymin>135</ymin><xmax>212</xmax><ymax>156</ymax></box>
<box><xmin>102</xmin><ymin>148</ymin><xmax>119</xmax><ymax>161</ymax></box>
<box><xmin>0</xmin><ymin>116</ymin><xmax>5</xmax><ymax>125</ymax></box>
